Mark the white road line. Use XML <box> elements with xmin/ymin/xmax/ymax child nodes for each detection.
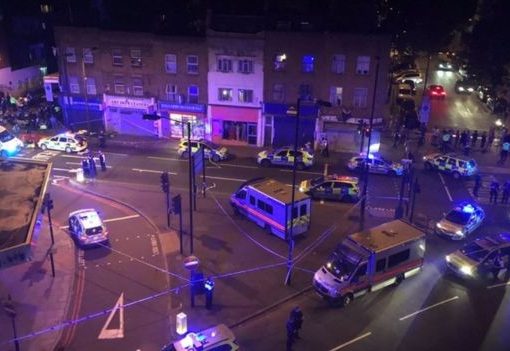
<box><xmin>147</xmin><ymin>156</ymin><xmax>184</xmax><ymax>162</ymax></box>
<box><xmin>52</xmin><ymin>167</ymin><xmax>74</xmax><ymax>172</ymax></box>
<box><xmin>487</xmin><ymin>281</ymin><xmax>510</xmax><ymax>289</ymax></box>
<box><xmin>206</xmin><ymin>175</ymin><xmax>246</xmax><ymax>182</ymax></box>
<box><xmin>59</xmin><ymin>214</ymin><xmax>140</xmax><ymax>229</ymax></box>
<box><xmin>131</xmin><ymin>168</ymin><xmax>178</xmax><ymax>175</ymax></box>
<box><xmin>65</xmin><ymin>161</ymin><xmax>112</xmax><ymax>169</ymax></box>
<box><xmin>328</xmin><ymin>332</ymin><xmax>372</xmax><ymax>351</ymax></box>
<box><xmin>399</xmin><ymin>296</ymin><xmax>459</xmax><ymax>321</ymax></box>
<box><xmin>11</xmin><ymin>156</ymin><xmax>34</xmax><ymax>161</ymax></box>
<box><xmin>214</xmin><ymin>163</ymin><xmax>259</xmax><ymax>169</ymax></box>
<box><xmin>280</xmin><ymin>169</ymin><xmax>324</xmax><ymax>175</ymax></box>
<box><xmin>438</xmin><ymin>173</ymin><xmax>453</xmax><ymax>202</ymax></box>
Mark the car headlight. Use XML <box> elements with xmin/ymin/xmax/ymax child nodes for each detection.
<box><xmin>436</xmin><ymin>222</ymin><xmax>443</xmax><ymax>229</ymax></box>
<box><xmin>460</xmin><ymin>265</ymin><xmax>473</xmax><ymax>276</ymax></box>
<box><xmin>458</xmin><ymin>86</ymin><xmax>465</xmax><ymax>91</ymax></box>
<box><xmin>445</xmin><ymin>255</ymin><xmax>451</xmax><ymax>262</ymax></box>
<box><xmin>455</xmin><ymin>230</ymin><xmax>465</xmax><ymax>237</ymax></box>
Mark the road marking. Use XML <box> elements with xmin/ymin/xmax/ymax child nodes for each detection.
<box><xmin>59</xmin><ymin>214</ymin><xmax>140</xmax><ymax>229</ymax></box>
<box><xmin>52</xmin><ymin>167</ymin><xmax>76</xmax><ymax>172</ymax></box>
<box><xmin>148</xmin><ymin>156</ymin><xmax>260</xmax><ymax>169</ymax></box>
<box><xmin>399</xmin><ymin>296</ymin><xmax>459</xmax><ymax>321</ymax></box>
<box><xmin>487</xmin><ymin>281</ymin><xmax>510</xmax><ymax>289</ymax></box>
<box><xmin>98</xmin><ymin>293</ymin><xmax>124</xmax><ymax>339</ymax></box>
<box><xmin>132</xmin><ymin>168</ymin><xmax>177</xmax><ymax>175</ymax></box>
<box><xmin>280</xmin><ymin>169</ymin><xmax>324</xmax><ymax>175</ymax></box>
<box><xmin>214</xmin><ymin>163</ymin><xmax>259</xmax><ymax>169</ymax></box>
<box><xmin>328</xmin><ymin>332</ymin><xmax>372</xmax><ymax>351</ymax></box>
<box><xmin>150</xmin><ymin>234</ymin><xmax>160</xmax><ymax>256</ymax></box>
<box><xmin>147</xmin><ymin>156</ymin><xmax>184</xmax><ymax>162</ymax></box>
<box><xmin>65</xmin><ymin>161</ymin><xmax>112</xmax><ymax>169</ymax></box>
<box><xmin>438</xmin><ymin>173</ymin><xmax>453</xmax><ymax>202</ymax></box>
<box><xmin>206</xmin><ymin>175</ymin><xmax>246</xmax><ymax>182</ymax></box>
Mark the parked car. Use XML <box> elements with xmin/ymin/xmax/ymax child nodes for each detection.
<box><xmin>299</xmin><ymin>174</ymin><xmax>360</xmax><ymax>202</ymax></box>
<box><xmin>347</xmin><ymin>154</ymin><xmax>404</xmax><ymax>176</ymax></box>
<box><xmin>394</xmin><ymin>71</ymin><xmax>423</xmax><ymax>85</ymax></box>
<box><xmin>177</xmin><ymin>139</ymin><xmax>229</xmax><ymax>162</ymax></box>
<box><xmin>427</xmin><ymin>85</ymin><xmax>446</xmax><ymax>99</ymax></box>
<box><xmin>423</xmin><ymin>153</ymin><xmax>478</xmax><ymax>179</ymax></box>
<box><xmin>436</xmin><ymin>202</ymin><xmax>485</xmax><ymax>240</ymax></box>
<box><xmin>257</xmin><ymin>146</ymin><xmax>314</xmax><ymax>170</ymax></box>
<box><xmin>397</xmin><ymin>83</ymin><xmax>414</xmax><ymax>103</ymax></box>
<box><xmin>37</xmin><ymin>132</ymin><xmax>87</xmax><ymax>153</ymax></box>
<box><xmin>455</xmin><ymin>78</ymin><xmax>477</xmax><ymax>94</ymax></box>
<box><xmin>476</xmin><ymin>85</ymin><xmax>495</xmax><ymax>103</ymax></box>
<box><xmin>438</xmin><ymin>60</ymin><xmax>454</xmax><ymax>71</ymax></box>
<box><xmin>68</xmin><ymin>209</ymin><xmax>109</xmax><ymax>247</ymax></box>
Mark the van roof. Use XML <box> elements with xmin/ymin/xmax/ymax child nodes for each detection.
<box><xmin>251</xmin><ymin>178</ymin><xmax>309</xmax><ymax>204</ymax></box>
<box><xmin>349</xmin><ymin>220</ymin><xmax>425</xmax><ymax>253</ymax></box>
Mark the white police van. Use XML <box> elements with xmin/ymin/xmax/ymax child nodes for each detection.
<box><xmin>231</xmin><ymin>177</ymin><xmax>312</xmax><ymax>240</ymax></box>
<box><xmin>0</xmin><ymin>126</ymin><xmax>24</xmax><ymax>157</ymax></box>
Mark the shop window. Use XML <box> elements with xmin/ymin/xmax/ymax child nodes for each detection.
<box><xmin>302</xmin><ymin>55</ymin><xmax>315</xmax><ymax>73</ymax></box>
<box><xmin>356</xmin><ymin>56</ymin><xmax>370</xmax><ymax>75</ymax></box>
<box><xmin>132</xmin><ymin>77</ymin><xmax>143</xmax><ymax>96</ymax></box>
<box><xmin>112</xmin><ymin>49</ymin><xmax>123</xmax><ymax>66</ymax></box>
<box><xmin>218</xmin><ymin>88</ymin><xmax>233</xmax><ymax>102</ymax></box>
<box><xmin>238</xmin><ymin>59</ymin><xmax>254</xmax><ymax>74</ymax></box>
<box><xmin>222</xmin><ymin>121</ymin><xmax>247</xmax><ymax>142</ymax></box>
<box><xmin>69</xmin><ymin>76</ymin><xmax>79</xmax><ymax>94</ymax></box>
<box><xmin>131</xmin><ymin>49</ymin><xmax>142</xmax><ymax>67</ymax></box>
<box><xmin>188</xmin><ymin>85</ymin><xmax>199</xmax><ymax>103</ymax></box>
<box><xmin>165</xmin><ymin>54</ymin><xmax>177</xmax><ymax>73</ymax></box>
<box><xmin>217</xmin><ymin>58</ymin><xmax>232</xmax><ymax>73</ymax></box>
<box><xmin>65</xmin><ymin>47</ymin><xmax>76</xmax><ymax>63</ymax></box>
<box><xmin>166</xmin><ymin>84</ymin><xmax>177</xmax><ymax>102</ymax></box>
<box><xmin>299</xmin><ymin>84</ymin><xmax>312</xmax><ymax>100</ymax></box>
<box><xmin>272</xmin><ymin>84</ymin><xmax>284</xmax><ymax>102</ymax></box>
<box><xmin>274</xmin><ymin>53</ymin><xmax>287</xmax><ymax>71</ymax></box>
<box><xmin>238</xmin><ymin>89</ymin><xmax>253</xmax><ymax>103</ymax></box>
<box><xmin>353</xmin><ymin>88</ymin><xmax>368</xmax><ymax>108</ymax></box>
<box><xmin>187</xmin><ymin>55</ymin><xmax>198</xmax><ymax>74</ymax></box>
<box><xmin>114</xmin><ymin>77</ymin><xmax>125</xmax><ymax>94</ymax></box>
<box><xmin>330</xmin><ymin>86</ymin><xmax>343</xmax><ymax>106</ymax></box>
<box><xmin>332</xmin><ymin>54</ymin><xmax>346</xmax><ymax>74</ymax></box>
<box><xmin>86</xmin><ymin>77</ymin><xmax>96</xmax><ymax>95</ymax></box>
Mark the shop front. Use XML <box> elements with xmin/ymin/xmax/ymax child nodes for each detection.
<box><xmin>61</xmin><ymin>96</ymin><xmax>103</xmax><ymax>131</ymax></box>
<box><xmin>157</xmin><ymin>101</ymin><xmax>207</xmax><ymax>140</ymax></box>
<box><xmin>209</xmin><ymin>105</ymin><xmax>261</xmax><ymax>146</ymax></box>
<box><xmin>103</xmin><ymin>94</ymin><xmax>157</xmax><ymax>136</ymax></box>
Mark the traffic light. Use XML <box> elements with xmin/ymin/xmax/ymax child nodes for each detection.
<box><xmin>172</xmin><ymin>195</ymin><xmax>181</xmax><ymax>214</ymax></box>
<box><xmin>160</xmin><ymin>172</ymin><xmax>170</xmax><ymax>193</ymax></box>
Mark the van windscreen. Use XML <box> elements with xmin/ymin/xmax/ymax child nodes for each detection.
<box><xmin>0</xmin><ymin>130</ymin><xmax>14</xmax><ymax>142</ymax></box>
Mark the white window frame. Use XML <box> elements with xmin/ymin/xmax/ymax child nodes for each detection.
<box><xmin>353</xmin><ymin>88</ymin><xmax>368</xmax><ymax>108</ymax></box>
<box><xmin>114</xmin><ymin>77</ymin><xmax>125</xmax><ymax>94</ymax></box>
<box><xmin>272</xmin><ymin>83</ymin><xmax>284</xmax><ymax>102</ymax></box>
<box><xmin>187</xmin><ymin>55</ymin><xmax>198</xmax><ymax>74</ymax></box>
<box><xmin>130</xmin><ymin>49</ymin><xmax>142</xmax><ymax>67</ymax></box>
<box><xmin>83</xmin><ymin>48</ymin><xmax>94</xmax><ymax>64</ymax></box>
<box><xmin>112</xmin><ymin>49</ymin><xmax>123</xmax><ymax>66</ymax></box>
<box><xmin>188</xmin><ymin>85</ymin><xmax>199</xmax><ymax>103</ymax></box>
<box><xmin>86</xmin><ymin>77</ymin><xmax>97</xmax><ymax>95</ymax></box>
<box><xmin>165</xmin><ymin>84</ymin><xmax>178</xmax><ymax>102</ymax></box>
<box><xmin>332</xmin><ymin>54</ymin><xmax>346</xmax><ymax>74</ymax></box>
<box><xmin>217</xmin><ymin>58</ymin><xmax>232</xmax><ymax>73</ymax></box>
<box><xmin>218</xmin><ymin>88</ymin><xmax>233</xmax><ymax>102</ymax></box>
<box><xmin>65</xmin><ymin>47</ymin><xmax>76</xmax><ymax>63</ymax></box>
<box><xmin>132</xmin><ymin>77</ymin><xmax>143</xmax><ymax>96</ymax></box>
<box><xmin>165</xmin><ymin>54</ymin><xmax>177</xmax><ymax>73</ymax></box>
<box><xmin>69</xmin><ymin>76</ymin><xmax>80</xmax><ymax>93</ymax></box>
<box><xmin>329</xmin><ymin>86</ymin><xmax>343</xmax><ymax>106</ymax></box>
<box><xmin>238</xmin><ymin>59</ymin><xmax>254</xmax><ymax>74</ymax></box>
<box><xmin>356</xmin><ymin>56</ymin><xmax>370</xmax><ymax>75</ymax></box>
<box><xmin>238</xmin><ymin>89</ymin><xmax>253</xmax><ymax>103</ymax></box>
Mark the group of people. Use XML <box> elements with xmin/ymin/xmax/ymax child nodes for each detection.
<box><xmin>81</xmin><ymin>152</ymin><xmax>107</xmax><ymax>178</ymax></box>
<box><xmin>473</xmin><ymin>175</ymin><xmax>510</xmax><ymax>204</ymax></box>
<box><xmin>430</xmin><ymin>127</ymin><xmax>498</xmax><ymax>155</ymax></box>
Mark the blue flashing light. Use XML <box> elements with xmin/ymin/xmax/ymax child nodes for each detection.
<box><xmin>462</xmin><ymin>204</ymin><xmax>475</xmax><ymax>213</ymax></box>
<box><xmin>204</xmin><ymin>278</ymin><xmax>214</xmax><ymax>291</ymax></box>
<box><xmin>196</xmin><ymin>333</ymin><xmax>206</xmax><ymax>342</ymax></box>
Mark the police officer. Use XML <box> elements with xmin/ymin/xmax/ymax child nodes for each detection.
<box><xmin>502</xmin><ymin>181</ymin><xmax>510</xmax><ymax>204</ymax></box>
<box><xmin>490</xmin><ymin>180</ymin><xmax>500</xmax><ymax>204</ymax></box>
<box><xmin>88</xmin><ymin>154</ymin><xmax>97</xmax><ymax>178</ymax></box>
<box><xmin>98</xmin><ymin>151</ymin><xmax>107</xmax><ymax>172</ymax></box>
<box><xmin>289</xmin><ymin>307</ymin><xmax>303</xmax><ymax>339</ymax></box>
<box><xmin>473</xmin><ymin>174</ymin><xmax>482</xmax><ymax>198</ymax></box>
<box><xmin>81</xmin><ymin>158</ymin><xmax>90</xmax><ymax>178</ymax></box>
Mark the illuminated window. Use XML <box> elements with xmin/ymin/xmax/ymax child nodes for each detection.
<box><xmin>40</xmin><ymin>4</ymin><xmax>51</xmax><ymax>13</ymax></box>
<box><xmin>298</xmin><ymin>84</ymin><xmax>312</xmax><ymax>100</ymax></box>
<box><xmin>130</xmin><ymin>49</ymin><xmax>142</xmax><ymax>67</ymax></box>
<box><xmin>217</xmin><ymin>58</ymin><xmax>232</xmax><ymax>73</ymax></box>
<box><xmin>165</xmin><ymin>84</ymin><xmax>178</xmax><ymax>102</ymax></box>
<box><xmin>356</xmin><ymin>56</ymin><xmax>370</xmax><ymax>75</ymax></box>
<box><xmin>238</xmin><ymin>59</ymin><xmax>253</xmax><ymax>74</ymax></box>
<box><xmin>238</xmin><ymin>89</ymin><xmax>253</xmax><ymax>103</ymax></box>
<box><xmin>187</xmin><ymin>55</ymin><xmax>198</xmax><ymax>74</ymax></box>
<box><xmin>114</xmin><ymin>77</ymin><xmax>125</xmax><ymax>94</ymax></box>
<box><xmin>83</xmin><ymin>48</ymin><xmax>94</xmax><ymax>64</ymax></box>
<box><xmin>132</xmin><ymin>77</ymin><xmax>143</xmax><ymax>96</ymax></box>
<box><xmin>302</xmin><ymin>55</ymin><xmax>315</xmax><ymax>73</ymax></box>
<box><xmin>218</xmin><ymin>88</ymin><xmax>233</xmax><ymax>101</ymax></box>
<box><xmin>188</xmin><ymin>85</ymin><xmax>199</xmax><ymax>103</ymax></box>
<box><xmin>272</xmin><ymin>84</ymin><xmax>284</xmax><ymax>102</ymax></box>
<box><xmin>332</xmin><ymin>54</ymin><xmax>346</xmax><ymax>74</ymax></box>
<box><xmin>86</xmin><ymin>77</ymin><xmax>96</xmax><ymax>95</ymax></box>
<box><xmin>274</xmin><ymin>53</ymin><xmax>287</xmax><ymax>71</ymax></box>
<box><xmin>65</xmin><ymin>47</ymin><xmax>76</xmax><ymax>63</ymax></box>
<box><xmin>112</xmin><ymin>49</ymin><xmax>123</xmax><ymax>66</ymax></box>
<box><xmin>353</xmin><ymin>88</ymin><xmax>368</xmax><ymax>108</ymax></box>
<box><xmin>69</xmin><ymin>76</ymin><xmax>80</xmax><ymax>94</ymax></box>
<box><xmin>329</xmin><ymin>87</ymin><xmax>343</xmax><ymax>106</ymax></box>
<box><xmin>165</xmin><ymin>54</ymin><xmax>177</xmax><ymax>73</ymax></box>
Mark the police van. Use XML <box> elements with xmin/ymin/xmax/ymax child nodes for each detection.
<box><xmin>231</xmin><ymin>178</ymin><xmax>312</xmax><ymax>240</ymax></box>
<box><xmin>0</xmin><ymin>126</ymin><xmax>24</xmax><ymax>157</ymax></box>
<box><xmin>313</xmin><ymin>219</ymin><xmax>426</xmax><ymax>306</ymax></box>
<box><xmin>423</xmin><ymin>152</ymin><xmax>478</xmax><ymax>179</ymax></box>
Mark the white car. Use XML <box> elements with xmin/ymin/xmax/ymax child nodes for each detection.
<box><xmin>394</xmin><ymin>71</ymin><xmax>423</xmax><ymax>85</ymax></box>
<box><xmin>68</xmin><ymin>209</ymin><xmax>109</xmax><ymax>247</ymax></box>
<box><xmin>0</xmin><ymin>126</ymin><xmax>24</xmax><ymax>157</ymax></box>
<box><xmin>37</xmin><ymin>132</ymin><xmax>88</xmax><ymax>153</ymax></box>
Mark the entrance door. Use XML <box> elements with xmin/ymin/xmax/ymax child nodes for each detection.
<box><xmin>264</xmin><ymin>115</ymin><xmax>273</xmax><ymax>146</ymax></box>
<box><xmin>247</xmin><ymin>123</ymin><xmax>257</xmax><ymax>145</ymax></box>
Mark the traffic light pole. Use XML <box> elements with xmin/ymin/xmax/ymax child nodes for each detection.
<box><xmin>187</xmin><ymin>122</ymin><xmax>194</xmax><ymax>254</ymax></box>
<box><xmin>43</xmin><ymin>193</ymin><xmax>56</xmax><ymax>278</ymax></box>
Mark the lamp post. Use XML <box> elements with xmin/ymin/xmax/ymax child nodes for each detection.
<box><xmin>360</xmin><ymin>56</ymin><xmax>380</xmax><ymax>231</ymax></box>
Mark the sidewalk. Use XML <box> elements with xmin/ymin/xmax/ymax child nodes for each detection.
<box><xmin>0</xmin><ymin>214</ymin><xmax>76</xmax><ymax>351</ymax></box>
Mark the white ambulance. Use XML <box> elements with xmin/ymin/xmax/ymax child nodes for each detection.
<box><xmin>313</xmin><ymin>219</ymin><xmax>426</xmax><ymax>306</ymax></box>
<box><xmin>230</xmin><ymin>177</ymin><xmax>312</xmax><ymax>240</ymax></box>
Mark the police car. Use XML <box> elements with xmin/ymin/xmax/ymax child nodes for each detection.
<box><xmin>37</xmin><ymin>132</ymin><xmax>88</xmax><ymax>153</ymax></box>
<box><xmin>161</xmin><ymin>324</ymin><xmax>239</xmax><ymax>351</ymax></box>
<box><xmin>68</xmin><ymin>209</ymin><xmax>109</xmax><ymax>247</ymax></box>
<box><xmin>445</xmin><ymin>233</ymin><xmax>510</xmax><ymax>279</ymax></box>
<box><xmin>299</xmin><ymin>174</ymin><xmax>359</xmax><ymax>202</ymax></box>
<box><xmin>177</xmin><ymin>139</ymin><xmax>229</xmax><ymax>162</ymax></box>
<box><xmin>347</xmin><ymin>154</ymin><xmax>404</xmax><ymax>176</ymax></box>
<box><xmin>423</xmin><ymin>153</ymin><xmax>478</xmax><ymax>179</ymax></box>
<box><xmin>257</xmin><ymin>146</ymin><xmax>314</xmax><ymax>170</ymax></box>
<box><xmin>436</xmin><ymin>202</ymin><xmax>485</xmax><ymax>240</ymax></box>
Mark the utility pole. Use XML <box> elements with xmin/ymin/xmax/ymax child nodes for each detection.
<box><xmin>42</xmin><ymin>193</ymin><xmax>56</xmax><ymax>277</ymax></box>
<box><xmin>187</xmin><ymin>122</ymin><xmax>194</xmax><ymax>254</ymax></box>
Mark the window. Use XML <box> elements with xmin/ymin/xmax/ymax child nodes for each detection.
<box><xmin>65</xmin><ymin>47</ymin><xmax>76</xmax><ymax>63</ymax></box>
<box><xmin>187</xmin><ymin>55</ymin><xmax>198</xmax><ymax>74</ymax></box>
<box><xmin>257</xmin><ymin>199</ymin><xmax>266</xmax><ymax>210</ymax></box>
<box><xmin>69</xmin><ymin>76</ymin><xmax>80</xmax><ymax>94</ymax></box>
<box><xmin>302</xmin><ymin>55</ymin><xmax>315</xmax><ymax>73</ymax></box>
<box><xmin>299</xmin><ymin>84</ymin><xmax>312</xmax><ymax>100</ymax></box>
<box><xmin>165</xmin><ymin>54</ymin><xmax>177</xmax><ymax>73</ymax></box>
<box><xmin>218</xmin><ymin>88</ymin><xmax>233</xmax><ymax>102</ymax></box>
<box><xmin>85</xmin><ymin>77</ymin><xmax>96</xmax><ymax>95</ymax></box>
<box><xmin>353</xmin><ymin>88</ymin><xmax>368</xmax><ymax>108</ymax></box>
<box><xmin>165</xmin><ymin>84</ymin><xmax>177</xmax><ymax>102</ymax></box>
<box><xmin>250</xmin><ymin>196</ymin><xmax>255</xmax><ymax>205</ymax></box>
<box><xmin>353</xmin><ymin>263</ymin><xmax>367</xmax><ymax>280</ymax></box>
<box><xmin>356</xmin><ymin>56</ymin><xmax>370</xmax><ymax>75</ymax></box>
<box><xmin>114</xmin><ymin>77</ymin><xmax>125</xmax><ymax>94</ymax></box>
<box><xmin>272</xmin><ymin>84</ymin><xmax>284</xmax><ymax>102</ymax></box>
<box><xmin>388</xmin><ymin>249</ymin><xmax>410</xmax><ymax>268</ymax></box>
<box><xmin>332</xmin><ymin>54</ymin><xmax>346</xmax><ymax>74</ymax></box>
<box><xmin>265</xmin><ymin>204</ymin><xmax>273</xmax><ymax>215</ymax></box>
<box><xmin>130</xmin><ymin>49</ymin><xmax>142</xmax><ymax>67</ymax></box>
<box><xmin>217</xmin><ymin>58</ymin><xmax>232</xmax><ymax>73</ymax></box>
<box><xmin>238</xmin><ymin>59</ymin><xmax>253</xmax><ymax>74</ymax></box>
<box><xmin>112</xmin><ymin>49</ymin><xmax>123</xmax><ymax>66</ymax></box>
<box><xmin>83</xmin><ymin>48</ymin><xmax>94</xmax><ymax>64</ymax></box>
<box><xmin>132</xmin><ymin>77</ymin><xmax>143</xmax><ymax>96</ymax></box>
<box><xmin>330</xmin><ymin>87</ymin><xmax>343</xmax><ymax>106</ymax></box>
<box><xmin>238</xmin><ymin>89</ymin><xmax>253</xmax><ymax>103</ymax></box>
<box><xmin>376</xmin><ymin>258</ymin><xmax>386</xmax><ymax>272</ymax></box>
<box><xmin>274</xmin><ymin>53</ymin><xmax>287</xmax><ymax>71</ymax></box>
<box><xmin>188</xmin><ymin>85</ymin><xmax>199</xmax><ymax>103</ymax></box>
<box><xmin>236</xmin><ymin>190</ymin><xmax>246</xmax><ymax>200</ymax></box>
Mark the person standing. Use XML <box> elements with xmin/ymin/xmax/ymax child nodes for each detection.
<box><xmin>290</xmin><ymin>307</ymin><xmax>304</xmax><ymax>339</ymax></box>
<box><xmin>490</xmin><ymin>180</ymin><xmax>500</xmax><ymax>204</ymax></box>
<box><xmin>88</xmin><ymin>154</ymin><xmax>97</xmax><ymax>178</ymax></box>
<box><xmin>286</xmin><ymin>318</ymin><xmax>296</xmax><ymax>351</ymax></box>
<box><xmin>460</xmin><ymin>130</ymin><xmax>468</xmax><ymax>149</ymax></box>
<box><xmin>498</xmin><ymin>140</ymin><xmax>510</xmax><ymax>165</ymax></box>
<box><xmin>393</xmin><ymin>129</ymin><xmax>400</xmax><ymax>148</ymax></box>
<box><xmin>502</xmin><ymin>181</ymin><xmax>510</xmax><ymax>204</ymax></box>
<box><xmin>473</xmin><ymin>174</ymin><xmax>482</xmax><ymax>198</ymax></box>
<box><xmin>321</xmin><ymin>136</ymin><xmax>329</xmax><ymax>157</ymax></box>
<box><xmin>454</xmin><ymin>129</ymin><xmax>461</xmax><ymax>149</ymax></box>
<box><xmin>480</xmin><ymin>131</ymin><xmax>487</xmax><ymax>151</ymax></box>
<box><xmin>471</xmin><ymin>130</ymin><xmax>479</xmax><ymax>148</ymax></box>
<box><xmin>488</xmin><ymin>127</ymin><xmax>496</xmax><ymax>151</ymax></box>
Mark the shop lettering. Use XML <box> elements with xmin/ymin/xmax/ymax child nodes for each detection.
<box><xmin>104</xmin><ymin>95</ymin><xmax>154</xmax><ymax>109</ymax></box>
